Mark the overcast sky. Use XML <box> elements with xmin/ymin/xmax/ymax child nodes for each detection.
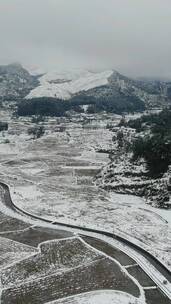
<box><xmin>0</xmin><ymin>0</ymin><xmax>171</xmax><ymax>78</ymax></box>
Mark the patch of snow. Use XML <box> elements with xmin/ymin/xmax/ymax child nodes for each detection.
<box><xmin>153</xmin><ymin>208</ymin><xmax>171</xmax><ymax>226</ymax></box>
<box><xmin>49</xmin><ymin>290</ymin><xmax>143</xmax><ymax>304</ymax></box>
<box><xmin>26</xmin><ymin>70</ymin><xmax>113</xmax><ymax>100</ymax></box>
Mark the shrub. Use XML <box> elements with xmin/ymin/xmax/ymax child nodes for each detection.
<box><xmin>0</xmin><ymin>122</ymin><xmax>8</xmax><ymax>132</ymax></box>
<box><xmin>28</xmin><ymin>125</ymin><xmax>45</xmax><ymax>139</ymax></box>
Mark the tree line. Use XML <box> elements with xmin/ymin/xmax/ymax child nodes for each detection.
<box><xmin>16</xmin><ymin>92</ymin><xmax>145</xmax><ymax>117</ymax></box>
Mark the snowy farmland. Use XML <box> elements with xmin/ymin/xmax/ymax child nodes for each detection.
<box><xmin>0</xmin><ymin>112</ymin><xmax>171</xmax><ymax>303</ymax></box>
<box><xmin>0</xmin><ymin>115</ymin><xmax>170</xmax><ymax>268</ymax></box>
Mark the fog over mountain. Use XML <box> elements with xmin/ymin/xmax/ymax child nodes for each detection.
<box><xmin>0</xmin><ymin>0</ymin><xmax>171</xmax><ymax>79</ymax></box>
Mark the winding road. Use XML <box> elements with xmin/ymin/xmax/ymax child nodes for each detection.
<box><xmin>0</xmin><ymin>181</ymin><xmax>171</xmax><ymax>303</ymax></box>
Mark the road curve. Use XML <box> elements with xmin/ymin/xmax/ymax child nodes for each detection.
<box><xmin>0</xmin><ymin>181</ymin><xmax>171</xmax><ymax>300</ymax></box>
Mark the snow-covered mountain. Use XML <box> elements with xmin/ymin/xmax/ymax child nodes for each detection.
<box><xmin>1</xmin><ymin>63</ymin><xmax>171</xmax><ymax>109</ymax></box>
<box><xmin>78</xmin><ymin>70</ymin><xmax>171</xmax><ymax>107</ymax></box>
<box><xmin>26</xmin><ymin>69</ymin><xmax>114</xmax><ymax>100</ymax></box>
<box><xmin>25</xmin><ymin>68</ymin><xmax>171</xmax><ymax>108</ymax></box>
<box><xmin>0</xmin><ymin>63</ymin><xmax>38</xmax><ymax>100</ymax></box>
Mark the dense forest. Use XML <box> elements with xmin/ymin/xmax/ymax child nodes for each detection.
<box><xmin>128</xmin><ymin>108</ymin><xmax>171</xmax><ymax>176</ymax></box>
<box><xmin>17</xmin><ymin>93</ymin><xmax>145</xmax><ymax>117</ymax></box>
<box><xmin>17</xmin><ymin>96</ymin><xmax>97</xmax><ymax>116</ymax></box>
<box><xmin>17</xmin><ymin>98</ymin><xmax>70</xmax><ymax>116</ymax></box>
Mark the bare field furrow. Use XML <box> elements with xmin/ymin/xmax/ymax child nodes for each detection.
<box><xmin>2</xmin><ymin>257</ymin><xmax>140</xmax><ymax>304</ymax></box>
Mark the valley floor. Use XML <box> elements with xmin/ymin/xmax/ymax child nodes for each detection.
<box><xmin>0</xmin><ymin>111</ymin><xmax>171</xmax><ymax>303</ymax></box>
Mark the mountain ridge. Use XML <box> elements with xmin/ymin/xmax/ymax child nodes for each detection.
<box><xmin>0</xmin><ymin>63</ymin><xmax>38</xmax><ymax>100</ymax></box>
<box><xmin>1</xmin><ymin>63</ymin><xmax>171</xmax><ymax>110</ymax></box>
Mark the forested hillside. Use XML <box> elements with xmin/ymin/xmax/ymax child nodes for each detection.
<box><xmin>129</xmin><ymin>109</ymin><xmax>171</xmax><ymax>176</ymax></box>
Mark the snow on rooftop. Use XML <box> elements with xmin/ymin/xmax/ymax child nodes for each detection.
<box><xmin>26</xmin><ymin>69</ymin><xmax>113</xmax><ymax>100</ymax></box>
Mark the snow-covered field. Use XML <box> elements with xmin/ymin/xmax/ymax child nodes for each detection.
<box><xmin>26</xmin><ymin>69</ymin><xmax>113</xmax><ymax>99</ymax></box>
<box><xmin>1</xmin><ymin>233</ymin><xmax>145</xmax><ymax>303</ymax></box>
<box><xmin>0</xmin><ymin>236</ymin><xmax>37</xmax><ymax>270</ymax></box>
<box><xmin>50</xmin><ymin>290</ymin><xmax>143</xmax><ymax>304</ymax></box>
<box><xmin>1</xmin><ymin>237</ymin><xmax>102</xmax><ymax>288</ymax></box>
<box><xmin>0</xmin><ymin>113</ymin><xmax>171</xmax><ymax>273</ymax></box>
